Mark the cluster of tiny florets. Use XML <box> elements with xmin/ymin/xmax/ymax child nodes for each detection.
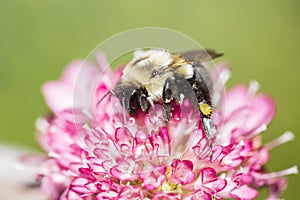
<box><xmin>32</xmin><ymin>53</ymin><xmax>297</xmax><ymax>200</ymax></box>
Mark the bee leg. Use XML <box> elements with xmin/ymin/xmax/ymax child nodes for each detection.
<box><xmin>122</xmin><ymin>88</ymin><xmax>140</xmax><ymax>124</ymax></box>
<box><xmin>136</xmin><ymin>87</ymin><xmax>149</xmax><ymax>113</ymax></box>
<box><xmin>163</xmin><ymin>103</ymin><xmax>172</xmax><ymax>121</ymax></box>
<box><xmin>190</xmin><ymin>68</ymin><xmax>215</xmax><ymax>158</ymax></box>
<box><xmin>121</xmin><ymin>97</ymin><xmax>127</xmax><ymax>124</ymax></box>
<box><xmin>139</xmin><ymin>94</ymin><xmax>149</xmax><ymax>112</ymax></box>
<box><xmin>128</xmin><ymin>89</ymin><xmax>141</xmax><ymax>116</ymax></box>
<box><xmin>163</xmin><ymin>78</ymin><xmax>175</xmax><ymax>121</ymax></box>
<box><xmin>202</xmin><ymin>116</ymin><xmax>216</xmax><ymax>158</ymax></box>
<box><xmin>198</xmin><ymin>101</ymin><xmax>215</xmax><ymax>158</ymax></box>
<box><xmin>163</xmin><ymin>75</ymin><xmax>197</xmax><ymax>121</ymax></box>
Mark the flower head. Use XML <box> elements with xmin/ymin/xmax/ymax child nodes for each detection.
<box><xmin>31</xmin><ymin>51</ymin><xmax>297</xmax><ymax>200</ymax></box>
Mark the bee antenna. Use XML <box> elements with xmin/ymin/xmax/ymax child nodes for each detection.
<box><xmin>96</xmin><ymin>89</ymin><xmax>116</xmax><ymax>107</ymax></box>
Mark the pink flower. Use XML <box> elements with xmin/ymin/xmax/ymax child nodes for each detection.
<box><xmin>31</xmin><ymin>51</ymin><xmax>297</xmax><ymax>200</ymax></box>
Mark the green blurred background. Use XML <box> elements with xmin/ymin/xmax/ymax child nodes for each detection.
<box><xmin>0</xmin><ymin>0</ymin><xmax>299</xmax><ymax>199</ymax></box>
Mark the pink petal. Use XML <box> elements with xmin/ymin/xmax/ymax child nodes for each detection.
<box><xmin>117</xmin><ymin>186</ymin><xmax>144</xmax><ymax>200</ymax></box>
<box><xmin>201</xmin><ymin>167</ymin><xmax>217</xmax><ymax>183</ymax></box>
<box><xmin>149</xmin><ymin>127</ymin><xmax>171</xmax><ymax>157</ymax></box>
<box><xmin>65</xmin><ymin>189</ymin><xmax>82</xmax><ymax>200</ymax></box>
<box><xmin>231</xmin><ymin>185</ymin><xmax>258</xmax><ymax>200</ymax></box>
<box><xmin>95</xmin><ymin>51</ymin><xmax>110</xmax><ymax>72</ymax></box>
<box><xmin>221</xmin><ymin>85</ymin><xmax>249</xmax><ymax>119</ymax></box>
<box><xmin>69</xmin><ymin>178</ymin><xmax>92</xmax><ymax>194</ymax></box>
<box><xmin>42</xmin><ymin>81</ymin><xmax>74</xmax><ymax>113</ymax></box>
<box><xmin>114</xmin><ymin>127</ymin><xmax>134</xmax><ymax>151</ymax></box>
<box><xmin>110</xmin><ymin>158</ymin><xmax>138</xmax><ymax>181</ymax></box>
<box><xmin>152</xmin><ymin>192</ymin><xmax>180</xmax><ymax>200</ymax></box>
<box><xmin>41</xmin><ymin>176</ymin><xmax>66</xmax><ymax>200</ymax></box>
<box><xmin>61</xmin><ymin>60</ymin><xmax>83</xmax><ymax>84</ymax></box>
<box><xmin>42</xmin><ymin>60</ymin><xmax>84</xmax><ymax>113</ymax></box>
<box><xmin>139</xmin><ymin>165</ymin><xmax>166</xmax><ymax>190</ymax></box>
<box><xmin>242</xmin><ymin>94</ymin><xmax>276</xmax><ymax>134</ymax></box>
<box><xmin>170</xmin><ymin>159</ymin><xmax>195</xmax><ymax>185</ymax></box>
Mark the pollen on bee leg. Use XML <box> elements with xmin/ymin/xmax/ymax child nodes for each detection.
<box><xmin>199</xmin><ymin>102</ymin><xmax>213</xmax><ymax>116</ymax></box>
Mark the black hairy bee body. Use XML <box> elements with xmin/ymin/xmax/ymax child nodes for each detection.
<box><xmin>100</xmin><ymin>49</ymin><xmax>222</xmax><ymax>141</ymax></box>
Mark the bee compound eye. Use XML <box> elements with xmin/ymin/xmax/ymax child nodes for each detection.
<box><xmin>151</xmin><ymin>70</ymin><xmax>159</xmax><ymax>78</ymax></box>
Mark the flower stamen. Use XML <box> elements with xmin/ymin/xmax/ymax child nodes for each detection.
<box><xmin>265</xmin><ymin>131</ymin><xmax>295</xmax><ymax>150</ymax></box>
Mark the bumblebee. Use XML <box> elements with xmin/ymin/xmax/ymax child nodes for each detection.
<box><xmin>100</xmin><ymin>49</ymin><xmax>222</xmax><ymax>139</ymax></box>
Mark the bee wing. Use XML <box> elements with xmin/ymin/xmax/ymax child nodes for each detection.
<box><xmin>179</xmin><ymin>49</ymin><xmax>222</xmax><ymax>95</ymax></box>
<box><xmin>179</xmin><ymin>49</ymin><xmax>223</xmax><ymax>63</ymax></box>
